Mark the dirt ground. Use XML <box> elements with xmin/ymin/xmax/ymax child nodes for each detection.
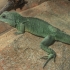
<box><xmin>0</xmin><ymin>0</ymin><xmax>70</xmax><ymax>70</ymax></box>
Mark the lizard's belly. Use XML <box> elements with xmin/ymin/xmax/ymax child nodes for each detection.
<box><xmin>26</xmin><ymin>29</ymin><xmax>48</xmax><ymax>37</ymax></box>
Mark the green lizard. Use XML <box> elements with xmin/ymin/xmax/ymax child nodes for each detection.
<box><xmin>0</xmin><ymin>11</ymin><xmax>70</xmax><ymax>68</ymax></box>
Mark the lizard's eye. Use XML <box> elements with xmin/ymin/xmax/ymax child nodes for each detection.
<box><xmin>2</xmin><ymin>15</ymin><xmax>6</xmax><ymax>18</ymax></box>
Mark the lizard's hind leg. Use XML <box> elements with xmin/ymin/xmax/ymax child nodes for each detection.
<box><xmin>40</xmin><ymin>35</ymin><xmax>56</xmax><ymax>68</ymax></box>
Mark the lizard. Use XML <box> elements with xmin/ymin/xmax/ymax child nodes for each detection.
<box><xmin>0</xmin><ymin>11</ymin><xmax>70</xmax><ymax>68</ymax></box>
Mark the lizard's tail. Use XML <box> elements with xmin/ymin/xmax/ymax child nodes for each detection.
<box><xmin>55</xmin><ymin>31</ymin><xmax>70</xmax><ymax>44</ymax></box>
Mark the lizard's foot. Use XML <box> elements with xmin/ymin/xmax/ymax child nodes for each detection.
<box><xmin>41</xmin><ymin>53</ymin><xmax>56</xmax><ymax>68</ymax></box>
<box><xmin>14</xmin><ymin>31</ymin><xmax>23</xmax><ymax>35</ymax></box>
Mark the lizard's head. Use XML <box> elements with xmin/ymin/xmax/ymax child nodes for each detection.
<box><xmin>0</xmin><ymin>11</ymin><xmax>22</xmax><ymax>27</ymax></box>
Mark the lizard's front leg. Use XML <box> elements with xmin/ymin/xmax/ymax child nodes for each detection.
<box><xmin>15</xmin><ymin>23</ymin><xmax>25</xmax><ymax>35</ymax></box>
<box><xmin>40</xmin><ymin>35</ymin><xmax>56</xmax><ymax>68</ymax></box>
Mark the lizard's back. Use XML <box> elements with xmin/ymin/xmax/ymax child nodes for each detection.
<box><xmin>25</xmin><ymin>17</ymin><xmax>59</xmax><ymax>37</ymax></box>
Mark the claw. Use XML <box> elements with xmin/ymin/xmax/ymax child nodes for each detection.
<box><xmin>40</xmin><ymin>56</ymin><xmax>48</xmax><ymax>60</ymax></box>
<box><xmin>43</xmin><ymin>53</ymin><xmax>56</xmax><ymax>68</ymax></box>
<box><xmin>53</xmin><ymin>54</ymin><xmax>56</xmax><ymax>62</ymax></box>
<box><xmin>43</xmin><ymin>57</ymin><xmax>52</xmax><ymax>68</ymax></box>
